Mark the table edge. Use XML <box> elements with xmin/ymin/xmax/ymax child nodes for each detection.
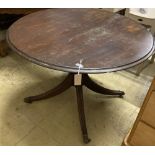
<box><xmin>6</xmin><ymin>28</ymin><xmax>155</xmax><ymax>74</ymax></box>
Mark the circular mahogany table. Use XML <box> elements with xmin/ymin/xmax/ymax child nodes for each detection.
<box><xmin>7</xmin><ymin>9</ymin><xmax>154</xmax><ymax>144</ymax></box>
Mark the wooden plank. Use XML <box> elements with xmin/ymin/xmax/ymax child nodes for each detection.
<box><xmin>141</xmin><ymin>91</ymin><xmax>155</xmax><ymax>128</ymax></box>
<box><xmin>127</xmin><ymin>77</ymin><xmax>155</xmax><ymax>143</ymax></box>
<box><xmin>130</xmin><ymin>121</ymin><xmax>155</xmax><ymax>146</ymax></box>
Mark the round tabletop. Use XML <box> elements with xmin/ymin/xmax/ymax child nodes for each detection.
<box><xmin>7</xmin><ymin>9</ymin><xmax>154</xmax><ymax>73</ymax></box>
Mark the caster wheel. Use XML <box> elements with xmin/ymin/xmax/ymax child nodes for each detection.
<box><xmin>24</xmin><ymin>97</ymin><xmax>33</xmax><ymax>104</ymax></box>
<box><xmin>83</xmin><ymin>135</ymin><xmax>91</xmax><ymax>144</ymax></box>
<box><xmin>119</xmin><ymin>91</ymin><xmax>125</xmax><ymax>98</ymax></box>
<box><xmin>119</xmin><ymin>95</ymin><xmax>124</xmax><ymax>98</ymax></box>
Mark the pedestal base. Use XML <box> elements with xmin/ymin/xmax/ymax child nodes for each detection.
<box><xmin>24</xmin><ymin>73</ymin><xmax>125</xmax><ymax>143</ymax></box>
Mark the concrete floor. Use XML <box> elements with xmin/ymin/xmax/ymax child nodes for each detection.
<box><xmin>0</xmin><ymin>31</ymin><xmax>155</xmax><ymax>145</ymax></box>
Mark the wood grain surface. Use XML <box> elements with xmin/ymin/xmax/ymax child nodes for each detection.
<box><xmin>7</xmin><ymin>9</ymin><xmax>154</xmax><ymax>73</ymax></box>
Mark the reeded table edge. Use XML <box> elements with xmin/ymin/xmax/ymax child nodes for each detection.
<box><xmin>6</xmin><ymin>30</ymin><xmax>155</xmax><ymax>74</ymax></box>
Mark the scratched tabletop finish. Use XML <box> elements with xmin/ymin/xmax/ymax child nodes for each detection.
<box><xmin>7</xmin><ymin>9</ymin><xmax>154</xmax><ymax>73</ymax></box>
